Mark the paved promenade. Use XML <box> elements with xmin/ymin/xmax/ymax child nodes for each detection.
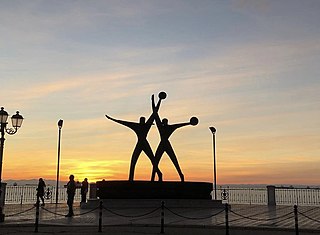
<box><xmin>1</xmin><ymin>203</ymin><xmax>320</xmax><ymax>234</ymax></box>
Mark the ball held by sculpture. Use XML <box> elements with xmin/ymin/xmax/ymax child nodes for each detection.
<box><xmin>190</xmin><ymin>117</ymin><xmax>199</xmax><ymax>126</ymax></box>
<box><xmin>158</xmin><ymin>91</ymin><xmax>167</xmax><ymax>100</ymax></box>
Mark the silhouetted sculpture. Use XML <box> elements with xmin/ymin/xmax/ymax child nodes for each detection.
<box><xmin>151</xmin><ymin>93</ymin><xmax>199</xmax><ymax>182</ymax></box>
<box><xmin>81</xmin><ymin>178</ymin><xmax>89</xmax><ymax>203</ymax></box>
<box><xmin>66</xmin><ymin>174</ymin><xmax>76</xmax><ymax>217</ymax></box>
<box><xmin>106</xmin><ymin>100</ymin><xmax>164</xmax><ymax>181</ymax></box>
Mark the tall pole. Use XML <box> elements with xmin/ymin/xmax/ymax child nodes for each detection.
<box><xmin>55</xmin><ymin>120</ymin><xmax>63</xmax><ymax>204</ymax></box>
<box><xmin>213</xmin><ymin>130</ymin><xmax>217</xmax><ymax>200</ymax></box>
<box><xmin>0</xmin><ymin>107</ymin><xmax>23</xmax><ymax>222</ymax></box>
<box><xmin>209</xmin><ymin>127</ymin><xmax>217</xmax><ymax>200</ymax></box>
<box><xmin>0</xmin><ymin>123</ymin><xmax>6</xmax><ymax>221</ymax></box>
<box><xmin>0</xmin><ymin>123</ymin><xmax>6</xmax><ymax>188</ymax></box>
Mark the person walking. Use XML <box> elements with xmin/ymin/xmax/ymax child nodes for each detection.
<box><xmin>81</xmin><ymin>178</ymin><xmax>89</xmax><ymax>203</ymax></box>
<box><xmin>66</xmin><ymin>174</ymin><xmax>76</xmax><ymax>217</ymax></box>
<box><xmin>36</xmin><ymin>178</ymin><xmax>46</xmax><ymax>206</ymax></box>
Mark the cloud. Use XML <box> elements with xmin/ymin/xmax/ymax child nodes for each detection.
<box><xmin>231</xmin><ymin>0</ymin><xmax>271</xmax><ymax>13</ymax></box>
<box><xmin>1</xmin><ymin>1</ymin><xmax>320</xmax><ymax>184</ymax></box>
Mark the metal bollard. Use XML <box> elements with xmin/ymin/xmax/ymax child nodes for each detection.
<box><xmin>160</xmin><ymin>201</ymin><xmax>165</xmax><ymax>234</ymax></box>
<box><xmin>34</xmin><ymin>200</ymin><xmax>40</xmax><ymax>233</ymax></box>
<box><xmin>294</xmin><ymin>205</ymin><xmax>299</xmax><ymax>235</ymax></box>
<box><xmin>98</xmin><ymin>200</ymin><xmax>103</xmax><ymax>232</ymax></box>
<box><xmin>225</xmin><ymin>203</ymin><xmax>229</xmax><ymax>235</ymax></box>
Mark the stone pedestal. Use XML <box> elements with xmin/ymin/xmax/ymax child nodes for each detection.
<box><xmin>82</xmin><ymin>181</ymin><xmax>223</xmax><ymax>209</ymax></box>
<box><xmin>96</xmin><ymin>180</ymin><xmax>213</xmax><ymax>199</ymax></box>
<box><xmin>101</xmin><ymin>198</ymin><xmax>223</xmax><ymax>208</ymax></box>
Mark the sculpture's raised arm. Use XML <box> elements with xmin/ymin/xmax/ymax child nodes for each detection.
<box><xmin>152</xmin><ymin>94</ymin><xmax>162</xmax><ymax>112</ymax></box>
<box><xmin>148</xmin><ymin>92</ymin><xmax>166</xmax><ymax>125</ymax></box>
<box><xmin>105</xmin><ymin>114</ymin><xmax>133</xmax><ymax>128</ymax></box>
<box><xmin>144</xmin><ymin>95</ymin><xmax>157</xmax><ymax>126</ymax></box>
<box><xmin>151</xmin><ymin>93</ymin><xmax>165</xmax><ymax>127</ymax></box>
<box><xmin>151</xmin><ymin>94</ymin><xmax>156</xmax><ymax>111</ymax></box>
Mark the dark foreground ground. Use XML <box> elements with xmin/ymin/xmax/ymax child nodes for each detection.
<box><xmin>1</xmin><ymin>224</ymin><xmax>319</xmax><ymax>235</ymax></box>
<box><xmin>1</xmin><ymin>203</ymin><xmax>319</xmax><ymax>234</ymax></box>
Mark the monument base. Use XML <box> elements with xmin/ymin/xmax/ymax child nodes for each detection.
<box><xmin>96</xmin><ymin>180</ymin><xmax>212</xmax><ymax>199</ymax></box>
<box><xmin>85</xmin><ymin>198</ymin><xmax>223</xmax><ymax>208</ymax></box>
<box><xmin>81</xmin><ymin>181</ymin><xmax>223</xmax><ymax>209</ymax></box>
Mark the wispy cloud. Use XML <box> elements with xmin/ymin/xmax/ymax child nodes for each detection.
<box><xmin>2</xmin><ymin>1</ymin><xmax>320</xmax><ymax>184</ymax></box>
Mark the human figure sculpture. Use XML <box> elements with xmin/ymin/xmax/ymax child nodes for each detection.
<box><xmin>151</xmin><ymin>92</ymin><xmax>199</xmax><ymax>182</ymax></box>
<box><xmin>106</xmin><ymin>100</ymin><xmax>163</xmax><ymax>181</ymax></box>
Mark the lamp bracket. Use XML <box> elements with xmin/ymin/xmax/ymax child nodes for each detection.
<box><xmin>5</xmin><ymin>127</ymin><xmax>18</xmax><ymax>135</ymax></box>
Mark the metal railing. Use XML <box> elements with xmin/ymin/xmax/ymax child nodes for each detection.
<box><xmin>5</xmin><ymin>185</ymin><xmax>84</xmax><ymax>204</ymax></box>
<box><xmin>217</xmin><ymin>186</ymin><xmax>320</xmax><ymax>206</ymax></box>
<box><xmin>217</xmin><ymin>187</ymin><xmax>267</xmax><ymax>205</ymax></box>
<box><xmin>276</xmin><ymin>187</ymin><xmax>320</xmax><ymax>205</ymax></box>
<box><xmin>5</xmin><ymin>185</ymin><xmax>320</xmax><ymax>206</ymax></box>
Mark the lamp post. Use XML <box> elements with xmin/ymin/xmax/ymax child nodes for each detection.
<box><xmin>55</xmin><ymin>119</ymin><xmax>63</xmax><ymax>204</ymax></box>
<box><xmin>0</xmin><ymin>107</ymin><xmax>24</xmax><ymax>222</ymax></box>
<box><xmin>209</xmin><ymin>126</ymin><xmax>217</xmax><ymax>200</ymax></box>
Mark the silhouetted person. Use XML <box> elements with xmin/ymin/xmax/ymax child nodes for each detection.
<box><xmin>36</xmin><ymin>178</ymin><xmax>46</xmax><ymax>206</ymax></box>
<box><xmin>81</xmin><ymin>178</ymin><xmax>89</xmax><ymax>203</ymax></box>
<box><xmin>66</xmin><ymin>174</ymin><xmax>76</xmax><ymax>217</ymax></box>
<box><xmin>151</xmin><ymin>94</ymin><xmax>198</xmax><ymax>182</ymax></box>
<box><xmin>106</xmin><ymin>102</ymin><xmax>163</xmax><ymax>181</ymax></box>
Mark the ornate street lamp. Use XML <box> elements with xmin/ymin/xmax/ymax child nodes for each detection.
<box><xmin>55</xmin><ymin>119</ymin><xmax>63</xmax><ymax>204</ymax></box>
<box><xmin>0</xmin><ymin>107</ymin><xmax>24</xmax><ymax>222</ymax></box>
<box><xmin>209</xmin><ymin>126</ymin><xmax>217</xmax><ymax>200</ymax></box>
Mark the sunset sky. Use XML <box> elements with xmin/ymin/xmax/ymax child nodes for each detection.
<box><xmin>1</xmin><ymin>0</ymin><xmax>319</xmax><ymax>185</ymax></box>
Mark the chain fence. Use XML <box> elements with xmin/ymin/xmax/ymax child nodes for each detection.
<box><xmin>3</xmin><ymin>201</ymin><xmax>320</xmax><ymax>234</ymax></box>
<box><xmin>5</xmin><ymin>205</ymin><xmax>36</xmax><ymax>217</ymax></box>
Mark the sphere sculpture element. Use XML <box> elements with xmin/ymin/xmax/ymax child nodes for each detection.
<box><xmin>190</xmin><ymin>117</ymin><xmax>199</xmax><ymax>126</ymax></box>
<box><xmin>158</xmin><ymin>91</ymin><xmax>167</xmax><ymax>100</ymax></box>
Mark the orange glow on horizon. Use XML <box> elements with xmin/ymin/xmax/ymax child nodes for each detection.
<box><xmin>2</xmin><ymin>114</ymin><xmax>319</xmax><ymax>186</ymax></box>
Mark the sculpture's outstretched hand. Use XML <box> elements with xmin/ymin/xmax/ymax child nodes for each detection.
<box><xmin>105</xmin><ymin>114</ymin><xmax>117</xmax><ymax>122</ymax></box>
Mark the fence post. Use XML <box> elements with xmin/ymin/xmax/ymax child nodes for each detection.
<box><xmin>267</xmin><ymin>185</ymin><xmax>276</xmax><ymax>206</ymax></box>
<box><xmin>294</xmin><ymin>205</ymin><xmax>299</xmax><ymax>235</ymax></box>
<box><xmin>89</xmin><ymin>183</ymin><xmax>97</xmax><ymax>199</ymax></box>
<box><xmin>98</xmin><ymin>200</ymin><xmax>103</xmax><ymax>232</ymax></box>
<box><xmin>160</xmin><ymin>201</ymin><xmax>165</xmax><ymax>234</ymax></box>
<box><xmin>34</xmin><ymin>199</ymin><xmax>40</xmax><ymax>233</ymax></box>
<box><xmin>225</xmin><ymin>203</ymin><xmax>229</xmax><ymax>235</ymax></box>
<box><xmin>51</xmin><ymin>186</ymin><xmax>53</xmax><ymax>204</ymax></box>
